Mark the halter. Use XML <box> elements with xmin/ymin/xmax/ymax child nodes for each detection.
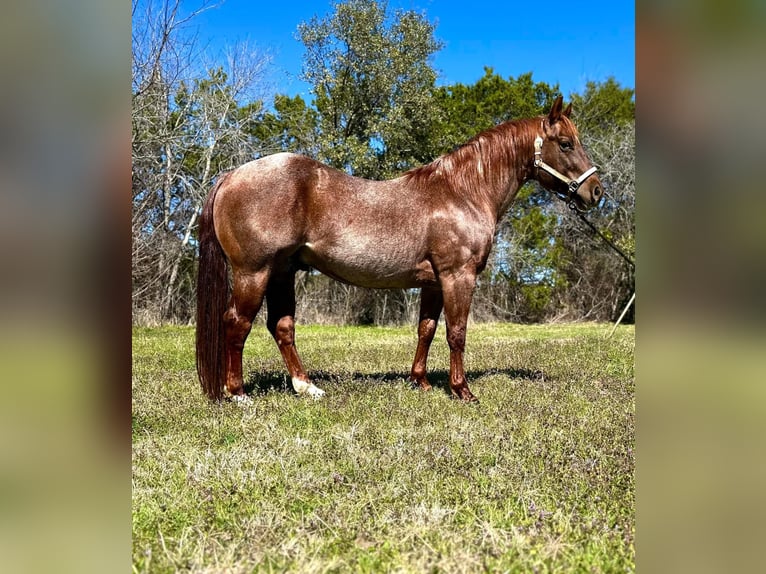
<box><xmin>534</xmin><ymin>135</ymin><xmax>598</xmax><ymax>211</ymax></box>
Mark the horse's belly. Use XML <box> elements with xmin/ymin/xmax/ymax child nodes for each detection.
<box><xmin>297</xmin><ymin>243</ymin><xmax>436</xmax><ymax>289</ymax></box>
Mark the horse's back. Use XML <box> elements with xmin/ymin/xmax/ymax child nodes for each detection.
<box><xmin>223</xmin><ymin>152</ymin><xmax>320</xmax><ymax>194</ymax></box>
<box><xmin>212</xmin><ymin>152</ymin><xmax>437</xmax><ymax>286</ymax></box>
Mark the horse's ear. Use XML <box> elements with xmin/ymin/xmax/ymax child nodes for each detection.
<box><xmin>548</xmin><ymin>95</ymin><xmax>564</xmax><ymax>124</ymax></box>
<box><xmin>563</xmin><ymin>102</ymin><xmax>572</xmax><ymax>118</ymax></box>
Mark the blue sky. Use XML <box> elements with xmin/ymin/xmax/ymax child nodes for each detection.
<box><xmin>191</xmin><ymin>0</ymin><xmax>634</xmax><ymax>101</ymax></box>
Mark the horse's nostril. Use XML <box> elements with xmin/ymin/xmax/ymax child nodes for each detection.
<box><xmin>594</xmin><ymin>186</ymin><xmax>602</xmax><ymax>199</ymax></box>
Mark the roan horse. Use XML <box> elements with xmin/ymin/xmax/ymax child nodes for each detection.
<box><xmin>196</xmin><ymin>96</ymin><xmax>602</xmax><ymax>402</ymax></box>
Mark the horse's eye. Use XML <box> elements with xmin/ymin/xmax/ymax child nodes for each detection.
<box><xmin>560</xmin><ymin>141</ymin><xmax>573</xmax><ymax>151</ymax></box>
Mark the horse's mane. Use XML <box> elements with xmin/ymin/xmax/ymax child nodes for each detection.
<box><xmin>403</xmin><ymin>115</ymin><xmax>580</xmax><ymax>198</ymax></box>
<box><xmin>402</xmin><ymin>117</ymin><xmax>538</xmax><ymax>195</ymax></box>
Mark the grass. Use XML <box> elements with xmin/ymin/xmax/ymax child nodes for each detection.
<box><xmin>132</xmin><ymin>322</ymin><xmax>634</xmax><ymax>573</ymax></box>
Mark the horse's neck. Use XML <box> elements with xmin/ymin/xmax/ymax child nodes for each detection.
<box><xmin>481</xmin><ymin>120</ymin><xmax>538</xmax><ymax>220</ymax></box>
<box><xmin>403</xmin><ymin>118</ymin><xmax>539</xmax><ymax>221</ymax></box>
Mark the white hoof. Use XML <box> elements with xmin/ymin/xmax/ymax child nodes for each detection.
<box><xmin>292</xmin><ymin>377</ymin><xmax>325</xmax><ymax>399</ymax></box>
<box><xmin>231</xmin><ymin>394</ymin><xmax>253</xmax><ymax>405</ymax></box>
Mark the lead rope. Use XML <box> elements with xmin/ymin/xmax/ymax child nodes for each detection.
<box><xmin>534</xmin><ymin>132</ymin><xmax>635</xmax><ymax>334</ymax></box>
<box><xmin>573</xmin><ymin>209</ymin><xmax>635</xmax><ymax>270</ymax></box>
<box><xmin>572</xmin><ymin>209</ymin><xmax>635</xmax><ymax>339</ymax></box>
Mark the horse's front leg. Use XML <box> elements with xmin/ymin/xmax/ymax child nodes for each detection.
<box><xmin>440</xmin><ymin>271</ymin><xmax>479</xmax><ymax>402</ymax></box>
<box><xmin>409</xmin><ymin>287</ymin><xmax>443</xmax><ymax>391</ymax></box>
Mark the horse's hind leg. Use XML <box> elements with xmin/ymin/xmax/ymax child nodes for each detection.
<box><xmin>409</xmin><ymin>287</ymin><xmax>443</xmax><ymax>391</ymax></box>
<box><xmin>223</xmin><ymin>269</ymin><xmax>269</xmax><ymax>397</ymax></box>
<box><xmin>266</xmin><ymin>271</ymin><xmax>325</xmax><ymax>398</ymax></box>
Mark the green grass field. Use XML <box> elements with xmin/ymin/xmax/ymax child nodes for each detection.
<box><xmin>132</xmin><ymin>322</ymin><xmax>634</xmax><ymax>573</ymax></box>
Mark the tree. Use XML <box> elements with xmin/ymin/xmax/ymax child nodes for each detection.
<box><xmin>251</xmin><ymin>94</ymin><xmax>319</xmax><ymax>157</ymax></box>
<box><xmin>433</xmin><ymin>68</ymin><xmax>559</xmax><ymax>153</ymax></box>
<box><xmin>131</xmin><ymin>0</ymin><xmax>634</xmax><ymax>326</ymax></box>
<box><xmin>132</xmin><ymin>0</ymin><xmax>272</xmax><ymax>323</ymax></box>
<box><xmin>298</xmin><ymin>0</ymin><xmax>443</xmax><ymax>178</ymax></box>
<box><xmin>552</xmin><ymin>119</ymin><xmax>635</xmax><ymax>321</ymax></box>
<box><xmin>568</xmin><ymin>77</ymin><xmax>635</xmax><ymax>135</ymax></box>
<box><xmin>538</xmin><ymin>78</ymin><xmax>636</xmax><ymax>321</ymax></box>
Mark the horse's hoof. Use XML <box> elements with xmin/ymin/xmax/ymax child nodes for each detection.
<box><xmin>293</xmin><ymin>377</ymin><xmax>325</xmax><ymax>399</ymax></box>
<box><xmin>410</xmin><ymin>377</ymin><xmax>433</xmax><ymax>392</ymax></box>
<box><xmin>452</xmin><ymin>388</ymin><xmax>479</xmax><ymax>403</ymax></box>
<box><xmin>231</xmin><ymin>394</ymin><xmax>253</xmax><ymax>405</ymax></box>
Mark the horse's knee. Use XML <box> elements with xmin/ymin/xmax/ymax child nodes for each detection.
<box><xmin>446</xmin><ymin>325</ymin><xmax>466</xmax><ymax>351</ymax></box>
<box><xmin>418</xmin><ymin>318</ymin><xmax>437</xmax><ymax>341</ymax></box>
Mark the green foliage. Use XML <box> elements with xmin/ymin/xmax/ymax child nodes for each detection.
<box><xmin>172</xmin><ymin>67</ymin><xmax>267</xmax><ymax>178</ymax></box>
<box><xmin>568</xmin><ymin>77</ymin><xmax>635</xmax><ymax>134</ymax></box>
<box><xmin>433</xmin><ymin>68</ymin><xmax>559</xmax><ymax>153</ymax></box>
<box><xmin>297</xmin><ymin>0</ymin><xmax>443</xmax><ymax>178</ymax></box>
<box><xmin>133</xmin><ymin>324</ymin><xmax>635</xmax><ymax>572</ymax></box>
<box><xmin>252</xmin><ymin>94</ymin><xmax>319</xmax><ymax>156</ymax></box>
<box><xmin>477</xmin><ymin>185</ymin><xmax>569</xmax><ymax>322</ymax></box>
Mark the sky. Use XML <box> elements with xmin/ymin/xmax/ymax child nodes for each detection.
<box><xmin>189</xmin><ymin>0</ymin><xmax>634</xmax><ymax>102</ymax></box>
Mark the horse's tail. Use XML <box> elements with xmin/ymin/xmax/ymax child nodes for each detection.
<box><xmin>196</xmin><ymin>174</ymin><xmax>230</xmax><ymax>401</ymax></box>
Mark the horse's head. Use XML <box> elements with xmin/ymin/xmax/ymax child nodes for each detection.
<box><xmin>533</xmin><ymin>95</ymin><xmax>603</xmax><ymax>211</ymax></box>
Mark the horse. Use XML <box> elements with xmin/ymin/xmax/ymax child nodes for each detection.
<box><xmin>196</xmin><ymin>95</ymin><xmax>602</xmax><ymax>403</ymax></box>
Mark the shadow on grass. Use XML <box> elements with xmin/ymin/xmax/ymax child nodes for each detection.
<box><xmin>244</xmin><ymin>367</ymin><xmax>546</xmax><ymax>398</ymax></box>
